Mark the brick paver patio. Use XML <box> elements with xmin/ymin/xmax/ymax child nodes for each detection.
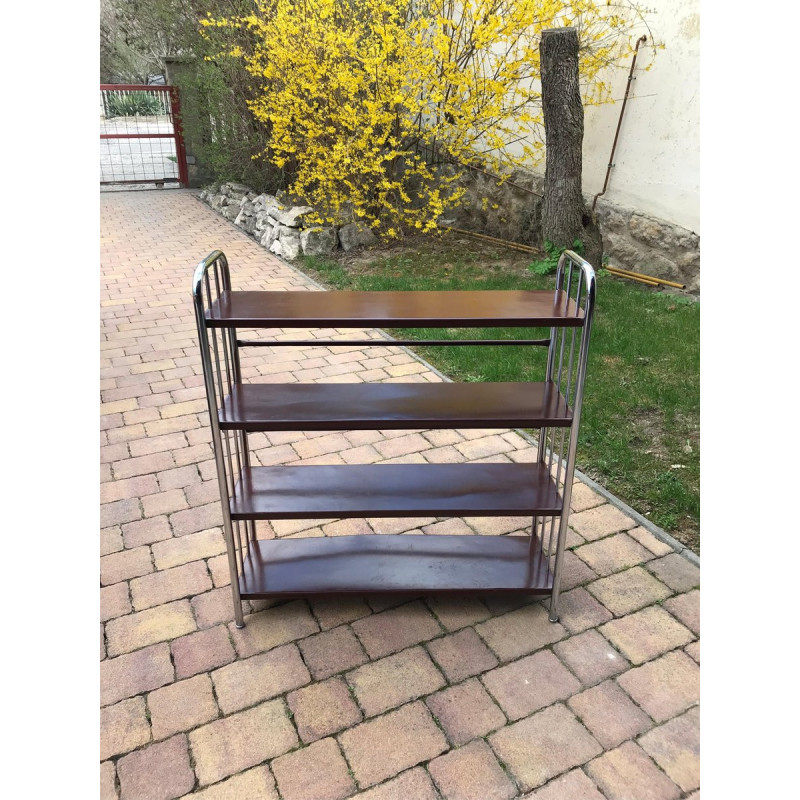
<box><xmin>100</xmin><ymin>189</ymin><xmax>700</xmax><ymax>799</ymax></box>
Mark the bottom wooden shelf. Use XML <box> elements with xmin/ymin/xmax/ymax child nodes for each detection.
<box><xmin>237</xmin><ymin>534</ymin><xmax>553</xmax><ymax>598</ymax></box>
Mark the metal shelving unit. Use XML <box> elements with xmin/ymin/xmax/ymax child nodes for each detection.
<box><xmin>193</xmin><ymin>250</ymin><xmax>595</xmax><ymax>628</ymax></box>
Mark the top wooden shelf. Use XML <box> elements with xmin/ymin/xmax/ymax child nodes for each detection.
<box><xmin>205</xmin><ymin>290</ymin><xmax>584</xmax><ymax>328</ymax></box>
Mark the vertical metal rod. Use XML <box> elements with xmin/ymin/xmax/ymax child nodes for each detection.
<box><xmin>193</xmin><ymin>254</ymin><xmax>245</xmax><ymax>628</ymax></box>
<box><xmin>550</xmin><ymin>254</ymin><xmax>596</xmax><ymax>622</ymax></box>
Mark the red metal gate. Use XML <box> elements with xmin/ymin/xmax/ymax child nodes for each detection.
<box><xmin>100</xmin><ymin>85</ymin><xmax>189</xmax><ymax>187</ymax></box>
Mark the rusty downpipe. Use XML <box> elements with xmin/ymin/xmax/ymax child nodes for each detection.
<box><xmin>591</xmin><ymin>35</ymin><xmax>648</xmax><ymax>213</ymax></box>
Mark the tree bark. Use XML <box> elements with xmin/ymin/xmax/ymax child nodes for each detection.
<box><xmin>540</xmin><ymin>27</ymin><xmax>602</xmax><ymax>268</ymax></box>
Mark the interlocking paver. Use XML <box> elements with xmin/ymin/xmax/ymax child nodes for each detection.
<box><xmin>100</xmin><ymin>191</ymin><xmax>699</xmax><ymax>800</ymax></box>
<box><xmin>428</xmin><ymin>740</ymin><xmax>516</xmax><ymax>800</ymax></box>
<box><xmin>148</xmin><ymin>673</ymin><xmax>219</xmax><ymax>739</ymax></box>
<box><xmin>568</xmin><ymin>679</ymin><xmax>653</xmax><ymax>749</ymax></box>
<box><xmin>586</xmin><ymin>741</ymin><xmax>681</xmax><ymax>800</ymax></box>
<box><xmin>351</xmin><ymin>600</ymin><xmax>443</xmax><ymax>658</ymax></box>
<box><xmin>287</xmin><ymin>677</ymin><xmax>362</xmax><ymax>743</ymax></box>
<box><xmin>271</xmin><ymin>738</ymin><xmax>355</xmax><ymax>800</ymax></box>
<box><xmin>101</xmin><ymin>642</ymin><xmax>174</xmax><ymax>707</ymax></box>
<box><xmin>339</xmin><ymin>701</ymin><xmax>448</xmax><ymax>788</ymax></box>
<box><xmin>426</xmin><ymin>678</ymin><xmax>507</xmax><ymax>745</ymax></box>
<box><xmin>586</xmin><ymin>566</ymin><xmax>672</xmax><ymax>616</ymax></box>
<box><xmin>117</xmin><ymin>734</ymin><xmax>195</xmax><ymax>800</ymax></box>
<box><xmin>639</xmin><ymin>707</ymin><xmax>700</xmax><ymax>792</ymax></box>
<box><xmin>482</xmin><ymin>649</ymin><xmax>580</xmax><ymax>720</ymax></box>
<box><xmin>189</xmin><ymin>700</ymin><xmax>298</xmax><ymax>786</ymax></box>
<box><xmin>211</xmin><ymin>643</ymin><xmax>310</xmax><ymax>714</ymax></box>
<box><xmin>600</xmin><ymin>606</ymin><xmax>694</xmax><ymax>665</ymax></box>
<box><xmin>617</xmin><ymin>650</ymin><xmax>700</xmax><ymax>722</ymax></box>
<box><xmin>489</xmin><ymin>703</ymin><xmax>602</xmax><ymax>791</ymax></box>
<box><xmin>348</xmin><ymin>646</ymin><xmax>445</xmax><ymax>716</ymax></box>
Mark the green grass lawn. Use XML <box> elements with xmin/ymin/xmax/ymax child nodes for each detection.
<box><xmin>301</xmin><ymin>235</ymin><xmax>700</xmax><ymax>552</ymax></box>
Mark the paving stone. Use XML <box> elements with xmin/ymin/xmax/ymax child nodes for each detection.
<box><xmin>100</xmin><ymin>761</ymin><xmax>117</xmax><ymax>800</ymax></box>
<box><xmin>455</xmin><ymin>435</ymin><xmax>514</xmax><ymax>460</ymax></box>
<box><xmin>426</xmin><ymin>678</ymin><xmax>507</xmax><ymax>745</ymax></box>
<box><xmin>366</xmin><ymin>516</ymin><xmax>436</xmax><ymax>534</ymax></box>
<box><xmin>627</xmin><ymin>525</ymin><xmax>675</xmax><ymax>556</ymax></box>
<box><xmin>586</xmin><ymin>741</ymin><xmax>681</xmax><ymax>800</ymax></box>
<box><xmin>475</xmin><ymin>602</ymin><xmax>566</xmax><ymax>661</ymax></box>
<box><xmin>101</xmin><ymin>642</ymin><xmax>174</xmax><ymax>707</ymax></box>
<box><xmin>428</xmin><ymin>740</ymin><xmax>516</xmax><ymax>800</ymax></box>
<box><xmin>322</xmin><ymin>518</ymin><xmax>373</xmax><ymax>537</ymax></box>
<box><xmin>426</xmin><ymin>627</ymin><xmax>499</xmax><ymax>683</ymax></box>
<box><xmin>645</xmin><ymin>552</ymin><xmax>700</xmax><ymax>592</ymax></box>
<box><xmin>272</xmin><ymin>738</ymin><xmax>355</xmax><ymax>800</ymax></box>
<box><xmin>600</xmin><ymin>606</ymin><xmax>694</xmax><ymax>665</ymax></box>
<box><xmin>352</xmin><ymin>767</ymin><xmax>438</xmax><ymax>800</ymax></box>
<box><xmin>101</xmin><ymin>526</ymin><xmax>124</xmax><ymax>556</ymax></box>
<box><xmin>425</xmin><ymin>597</ymin><xmax>492</xmax><ymax>631</ymax></box>
<box><xmin>463</xmin><ymin>516</ymin><xmax>529</xmax><ymax>535</ymax></box>
<box><xmin>228</xmin><ymin>599</ymin><xmax>320</xmax><ymax>656</ymax></box>
<box><xmin>548</xmin><ymin>587</ymin><xmax>612</xmax><ymax>633</ymax></box>
<box><xmin>187</xmin><ymin>766</ymin><xmax>278</xmax><ymax>800</ymax></box>
<box><xmin>617</xmin><ymin>650</ymin><xmax>700</xmax><ymax>723</ymax></box>
<box><xmin>101</xmin><ymin>546</ymin><xmax>153</xmax><ymax>586</ymax></box>
<box><xmin>206</xmin><ymin>553</ymin><xmax>231</xmax><ymax>587</ymax></box>
<box><xmin>574</xmin><ymin>533</ymin><xmax>654</xmax><ymax>576</ymax></box>
<box><xmin>639</xmin><ymin>707</ymin><xmax>700</xmax><ymax>792</ymax></box>
<box><xmin>489</xmin><ymin>703</ymin><xmax>602</xmax><ymax>792</ymax></box>
<box><xmin>105</xmin><ymin>600</ymin><xmax>196</xmax><ymax>657</ymax></box>
<box><xmin>685</xmin><ymin>639</ymin><xmax>700</xmax><ymax>663</ymax></box>
<box><xmin>130</xmin><ymin>560</ymin><xmax>212</xmax><ymax>611</ymax></box>
<box><xmin>101</xmin><ymin>582</ymin><xmax>132</xmax><ymax>622</ymax></box>
<box><xmin>193</xmin><ymin>587</ymin><xmax>242</xmax><ymax>628</ymax></box>
<box><xmin>148</xmin><ymin>674</ymin><xmax>219</xmax><ymax>739</ymax></box>
<box><xmin>569</xmin><ymin>481</ymin><xmax>606</xmax><ymax>513</ymax></box>
<box><xmin>309</xmin><ymin>597</ymin><xmax>372</xmax><ymax>630</ymax></box>
<box><xmin>553</xmin><ymin>629</ymin><xmax>630</xmax><ymax>685</ymax></box>
<box><xmin>117</xmin><ymin>735</ymin><xmax>195</xmax><ymax>800</ymax></box>
<box><xmin>569</xmin><ymin>504</ymin><xmax>636</xmax><ymax>541</ymax></box>
<box><xmin>348</xmin><ymin>646</ymin><xmax>445</xmax><ymax>717</ymax></box>
<box><xmin>299</xmin><ymin>625</ymin><xmax>368</xmax><ymax>679</ymax></box>
<box><xmin>100</xmin><ymin>697</ymin><xmax>151</xmax><ymax>760</ymax></box>
<box><xmin>351</xmin><ymin>600</ymin><xmax>442</xmax><ymax>658</ymax></box>
<box><xmin>212</xmin><ymin>643</ymin><xmax>310</xmax><ymax>714</ymax></box>
<box><xmin>189</xmin><ymin>699</ymin><xmax>299</xmax><ymax>786</ymax></box>
<box><xmin>568</xmin><ymin>679</ymin><xmax>653</xmax><ymax>749</ymax></box>
<box><xmin>339</xmin><ymin>702</ymin><xmax>448</xmax><ymax>788</ymax></box>
<box><xmin>525</xmin><ymin>768</ymin><xmax>607</xmax><ymax>799</ymax></box>
<box><xmin>482</xmin><ymin>649</ymin><xmax>580</xmax><ymax>720</ymax></box>
<box><xmin>122</xmin><ymin>515</ymin><xmax>173</xmax><ymax>548</ymax></box>
<box><xmin>586</xmin><ymin>567</ymin><xmax>672</xmax><ymax>616</ymax></box>
<box><xmin>663</xmin><ymin>589</ymin><xmax>700</xmax><ymax>635</ymax></box>
<box><xmin>152</xmin><ymin>528</ymin><xmax>226</xmax><ymax>570</ymax></box>
<box><xmin>101</xmin><ymin>498</ymin><xmax>142</xmax><ymax>528</ymax></box>
<box><xmin>171</xmin><ymin>625</ymin><xmax>236</xmax><ymax>679</ymax></box>
<box><xmin>558</xmin><ymin>550</ymin><xmax>599</xmax><ymax>591</ymax></box>
<box><xmin>287</xmin><ymin>677</ymin><xmax>362</xmax><ymax>743</ymax></box>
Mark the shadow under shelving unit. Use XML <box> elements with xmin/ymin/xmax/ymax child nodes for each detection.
<box><xmin>193</xmin><ymin>251</ymin><xmax>595</xmax><ymax>628</ymax></box>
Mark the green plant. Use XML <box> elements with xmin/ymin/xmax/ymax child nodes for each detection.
<box><xmin>106</xmin><ymin>92</ymin><xmax>165</xmax><ymax>117</ymax></box>
<box><xmin>529</xmin><ymin>239</ymin><xmax>584</xmax><ymax>275</ymax></box>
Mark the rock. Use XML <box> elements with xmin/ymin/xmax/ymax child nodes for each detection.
<box><xmin>278</xmin><ymin>227</ymin><xmax>301</xmax><ymax>259</ymax></box>
<box><xmin>210</xmin><ymin>194</ymin><xmax>225</xmax><ymax>211</ymax></box>
<box><xmin>223</xmin><ymin>182</ymin><xmax>251</xmax><ymax>196</ymax></box>
<box><xmin>277</xmin><ymin>206</ymin><xmax>314</xmax><ymax>227</ymax></box>
<box><xmin>252</xmin><ymin>194</ymin><xmax>278</xmax><ymax>212</ymax></box>
<box><xmin>221</xmin><ymin>204</ymin><xmax>240</xmax><ymax>221</ymax></box>
<box><xmin>269</xmin><ymin>239</ymin><xmax>283</xmax><ymax>256</ymax></box>
<box><xmin>300</xmin><ymin>226</ymin><xmax>339</xmax><ymax>256</ymax></box>
<box><xmin>254</xmin><ymin>211</ymin><xmax>273</xmax><ymax>233</ymax></box>
<box><xmin>337</xmin><ymin>223</ymin><xmax>377</xmax><ymax>252</ymax></box>
<box><xmin>260</xmin><ymin>222</ymin><xmax>280</xmax><ymax>249</ymax></box>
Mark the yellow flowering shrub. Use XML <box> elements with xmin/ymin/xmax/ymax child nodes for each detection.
<box><xmin>203</xmin><ymin>0</ymin><xmax>652</xmax><ymax>236</ymax></box>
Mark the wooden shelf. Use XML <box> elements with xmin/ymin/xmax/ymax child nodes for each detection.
<box><xmin>219</xmin><ymin>381</ymin><xmax>572</xmax><ymax>431</ymax></box>
<box><xmin>238</xmin><ymin>534</ymin><xmax>553</xmax><ymax>598</ymax></box>
<box><xmin>206</xmin><ymin>289</ymin><xmax>584</xmax><ymax>328</ymax></box>
<box><xmin>229</xmin><ymin>463</ymin><xmax>562</xmax><ymax>519</ymax></box>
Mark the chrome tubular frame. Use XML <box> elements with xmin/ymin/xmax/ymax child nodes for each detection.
<box><xmin>193</xmin><ymin>250</ymin><xmax>247</xmax><ymax>628</ymax></box>
<box><xmin>543</xmin><ymin>250</ymin><xmax>596</xmax><ymax>622</ymax></box>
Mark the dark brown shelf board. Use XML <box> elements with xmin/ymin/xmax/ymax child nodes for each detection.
<box><xmin>229</xmin><ymin>463</ymin><xmax>562</xmax><ymax>519</ymax></box>
<box><xmin>238</xmin><ymin>534</ymin><xmax>553</xmax><ymax>598</ymax></box>
<box><xmin>219</xmin><ymin>381</ymin><xmax>572</xmax><ymax>431</ymax></box>
<box><xmin>206</xmin><ymin>289</ymin><xmax>584</xmax><ymax>328</ymax></box>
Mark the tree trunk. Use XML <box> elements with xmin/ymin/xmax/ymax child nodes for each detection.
<box><xmin>540</xmin><ymin>27</ymin><xmax>603</xmax><ymax>269</ymax></box>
